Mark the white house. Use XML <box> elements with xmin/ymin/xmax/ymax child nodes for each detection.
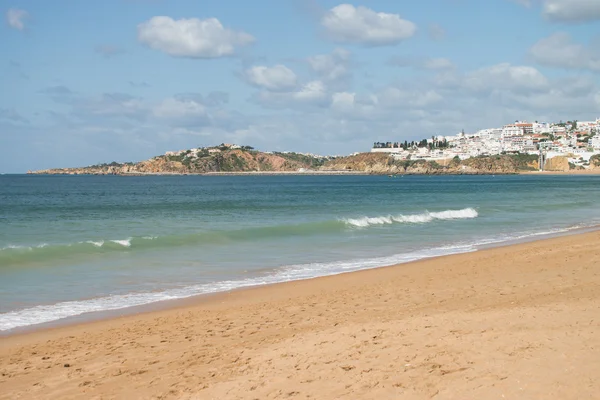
<box><xmin>533</xmin><ymin>122</ymin><xmax>550</xmax><ymax>134</ymax></box>
<box><xmin>502</xmin><ymin>124</ymin><xmax>523</xmax><ymax>138</ymax></box>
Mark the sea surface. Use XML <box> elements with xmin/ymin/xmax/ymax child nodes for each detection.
<box><xmin>1</xmin><ymin>174</ymin><xmax>599</xmax><ymax>331</ymax></box>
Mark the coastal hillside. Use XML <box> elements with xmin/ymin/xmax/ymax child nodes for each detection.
<box><xmin>321</xmin><ymin>153</ymin><xmax>539</xmax><ymax>174</ymax></box>
<box><xmin>29</xmin><ymin>145</ymin><xmax>331</xmax><ymax>175</ymax></box>
<box><xmin>29</xmin><ymin>144</ymin><xmax>547</xmax><ymax>175</ymax></box>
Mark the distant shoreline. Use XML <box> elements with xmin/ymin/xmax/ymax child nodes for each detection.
<box><xmin>23</xmin><ymin>170</ymin><xmax>600</xmax><ymax>176</ymax></box>
<box><xmin>520</xmin><ymin>169</ymin><xmax>600</xmax><ymax>175</ymax></box>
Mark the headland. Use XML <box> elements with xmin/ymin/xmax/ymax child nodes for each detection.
<box><xmin>26</xmin><ymin>143</ymin><xmax>600</xmax><ymax>176</ymax></box>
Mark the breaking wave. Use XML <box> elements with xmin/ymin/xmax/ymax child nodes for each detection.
<box><xmin>1</xmin><ymin>209</ymin><xmax>478</xmax><ymax>266</ymax></box>
<box><xmin>343</xmin><ymin>208</ymin><xmax>478</xmax><ymax>228</ymax></box>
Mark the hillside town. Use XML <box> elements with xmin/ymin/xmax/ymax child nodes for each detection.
<box><xmin>372</xmin><ymin>119</ymin><xmax>600</xmax><ymax>169</ymax></box>
<box><xmin>164</xmin><ymin>143</ymin><xmax>335</xmax><ymax>162</ymax></box>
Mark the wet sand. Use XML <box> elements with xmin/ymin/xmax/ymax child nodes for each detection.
<box><xmin>1</xmin><ymin>231</ymin><xmax>599</xmax><ymax>399</ymax></box>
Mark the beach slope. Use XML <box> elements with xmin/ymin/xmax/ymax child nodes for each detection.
<box><xmin>1</xmin><ymin>231</ymin><xmax>599</xmax><ymax>399</ymax></box>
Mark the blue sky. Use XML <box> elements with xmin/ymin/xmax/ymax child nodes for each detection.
<box><xmin>1</xmin><ymin>0</ymin><xmax>600</xmax><ymax>172</ymax></box>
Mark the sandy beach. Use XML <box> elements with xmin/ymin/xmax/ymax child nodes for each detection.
<box><xmin>1</xmin><ymin>231</ymin><xmax>599</xmax><ymax>399</ymax></box>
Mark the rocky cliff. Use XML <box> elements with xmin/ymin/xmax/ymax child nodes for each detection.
<box><xmin>29</xmin><ymin>150</ymin><xmax>545</xmax><ymax>176</ymax></box>
<box><xmin>543</xmin><ymin>156</ymin><xmax>569</xmax><ymax>172</ymax></box>
<box><xmin>589</xmin><ymin>154</ymin><xmax>600</xmax><ymax>170</ymax></box>
<box><xmin>320</xmin><ymin>153</ymin><xmax>539</xmax><ymax>174</ymax></box>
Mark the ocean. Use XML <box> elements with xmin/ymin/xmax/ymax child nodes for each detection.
<box><xmin>1</xmin><ymin>174</ymin><xmax>599</xmax><ymax>332</ymax></box>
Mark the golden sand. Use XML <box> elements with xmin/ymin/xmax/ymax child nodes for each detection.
<box><xmin>1</xmin><ymin>231</ymin><xmax>599</xmax><ymax>399</ymax></box>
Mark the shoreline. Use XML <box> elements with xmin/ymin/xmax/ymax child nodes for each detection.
<box><xmin>2</xmin><ymin>231</ymin><xmax>600</xmax><ymax>398</ymax></box>
<box><xmin>2</xmin><ymin>223</ymin><xmax>597</xmax><ymax>336</ymax></box>
<box><xmin>22</xmin><ymin>169</ymin><xmax>600</xmax><ymax>176</ymax></box>
<box><xmin>521</xmin><ymin>169</ymin><xmax>600</xmax><ymax>175</ymax></box>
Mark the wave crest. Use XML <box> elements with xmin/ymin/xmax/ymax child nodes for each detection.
<box><xmin>1</xmin><ymin>209</ymin><xmax>478</xmax><ymax>265</ymax></box>
<box><xmin>343</xmin><ymin>208</ymin><xmax>478</xmax><ymax>228</ymax></box>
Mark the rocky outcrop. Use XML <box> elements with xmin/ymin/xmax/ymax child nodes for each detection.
<box><xmin>589</xmin><ymin>154</ymin><xmax>600</xmax><ymax>170</ymax></box>
<box><xmin>544</xmin><ymin>156</ymin><xmax>569</xmax><ymax>172</ymax></box>
<box><xmin>321</xmin><ymin>153</ymin><xmax>539</xmax><ymax>175</ymax></box>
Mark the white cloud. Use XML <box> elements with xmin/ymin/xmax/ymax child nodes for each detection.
<box><xmin>7</xmin><ymin>8</ymin><xmax>28</xmax><ymax>30</ymax></box>
<box><xmin>463</xmin><ymin>63</ymin><xmax>549</xmax><ymax>93</ymax></box>
<box><xmin>529</xmin><ymin>32</ymin><xmax>600</xmax><ymax>71</ymax></box>
<box><xmin>255</xmin><ymin>80</ymin><xmax>329</xmax><ymax>109</ymax></box>
<box><xmin>308</xmin><ymin>48</ymin><xmax>351</xmax><ymax>81</ymax></box>
<box><xmin>153</xmin><ymin>97</ymin><xmax>207</xmax><ymax>119</ymax></box>
<box><xmin>72</xmin><ymin>93</ymin><xmax>147</xmax><ymax>121</ymax></box>
<box><xmin>330</xmin><ymin>92</ymin><xmax>378</xmax><ymax>118</ymax></box>
<box><xmin>321</xmin><ymin>4</ymin><xmax>416</xmax><ymax>46</ymax></box>
<box><xmin>377</xmin><ymin>87</ymin><xmax>443</xmax><ymax>108</ymax></box>
<box><xmin>137</xmin><ymin>16</ymin><xmax>255</xmax><ymax>58</ymax></box>
<box><xmin>389</xmin><ymin>56</ymin><xmax>455</xmax><ymax>70</ymax></box>
<box><xmin>244</xmin><ymin>65</ymin><xmax>298</xmax><ymax>91</ymax></box>
<box><xmin>543</xmin><ymin>0</ymin><xmax>600</xmax><ymax>22</ymax></box>
<box><xmin>293</xmin><ymin>80</ymin><xmax>327</xmax><ymax>101</ymax></box>
<box><xmin>331</xmin><ymin>91</ymin><xmax>356</xmax><ymax>111</ymax></box>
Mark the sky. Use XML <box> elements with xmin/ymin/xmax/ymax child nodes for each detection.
<box><xmin>1</xmin><ymin>0</ymin><xmax>600</xmax><ymax>172</ymax></box>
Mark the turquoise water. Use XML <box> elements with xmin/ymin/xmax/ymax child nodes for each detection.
<box><xmin>1</xmin><ymin>174</ymin><xmax>599</xmax><ymax>331</ymax></box>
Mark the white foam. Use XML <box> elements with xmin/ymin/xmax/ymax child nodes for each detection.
<box><xmin>0</xmin><ymin>244</ymin><xmax>477</xmax><ymax>331</ymax></box>
<box><xmin>110</xmin><ymin>238</ymin><xmax>132</xmax><ymax>247</ymax></box>
<box><xmin>344</xmin><ymin>208</ymin><xmax>478</xmax><ymax>228</ymax></box>
<box><xmin>1</xmin><ymin>245</ymin><xmax>30</xmax><ymax>251</ymax></box>
<box><xmin>86</xmin><ymin>240</ymin><xmax>105</xmax><ymax>247</ymax></box>
<box><xmin>344</xmin><ymin>216</ymin><xmax>394</xmax><ymax>227</ymax></box>
<box><xmin>0</xmin><ymin>221</ymin><xmax>594</xmax><ymax>332</ymax></box>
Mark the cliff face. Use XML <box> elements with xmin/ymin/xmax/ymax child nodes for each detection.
<box><xmin>29</xmin><ymin>149</ymin><xmax>327</xmax><ymax>175</ymax></box>
<box><xmin>544</xmin><ymin>156</ymin><xmax>569</xmax><ymax>172</ymax></box>
<box><xmin>28</xmin><ymin>150</ymin><xmax>545</xmax><ymax>176</ymax></box>
<box><xmin>589</xmin><ymin>155</ymin><xmax>600</xmax><ymax>170</ymax></box>
<box><xmin>321</xmin><ymin>153</ymin><xmax>539</xmax><ymax>174</ymax></box>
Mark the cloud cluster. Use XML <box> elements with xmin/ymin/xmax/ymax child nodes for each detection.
<box><xmin>542</xmin><ymin>0</ymin><xmax>600</xmax><ymax>22</ymax></box>
<box><xmin>529</xmin><ymin>32</ymin><xmax>600</xmax><ymax>71</ymax></box>
<box><xmin>307</xmin><ymin>48</ymin><xmax>352</xmax><ymax>82</ymax></box>
<box><xmin>137</xmin><ymin>16</ymin><xmax>255</xmax><ymax>58</ymax></box>
<box><xmin>512</xmin><ymin>0</ymin><xmax>600</xmax><ymax>22</ymax></box>
<box><xmin>6</xmin><ymin>8</ymin><xmax>28</xmax><ymax>30</ymax></box>
<box><xmin>321</xmin><ymin>4</ymin><xmax>417</xmax><ymax>46</ymax></box>
<box><xmin>244</xmin><ymin>65</ymin><xmax>298</xmax><ymax>91</ymax></box>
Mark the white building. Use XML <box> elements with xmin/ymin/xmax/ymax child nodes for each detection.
<box><xmin>590</xmin><ymin>136</ymin><xmax>600</xmax><ymax>149</ymax></box>
<box><xmin>502</xmin><ymin>124</ymin><xmax>524</xmax><ymax>138</ymax></box>
<box><xmin>533</xmin><ymin>122</ymin><xmax>550</xmax><ymax>134</ymax></box>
